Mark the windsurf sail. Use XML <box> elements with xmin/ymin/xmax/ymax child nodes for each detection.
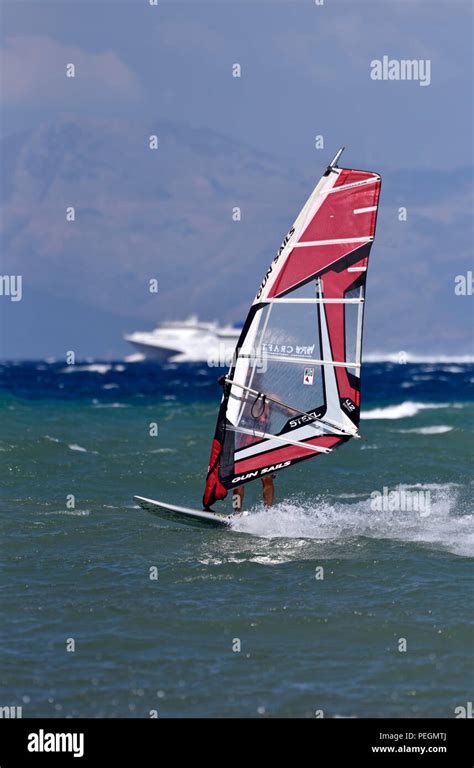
<box><xmin>203</xmin><ymin>148</ymin><xmax>381</xmax><ymax>508</ymax></box>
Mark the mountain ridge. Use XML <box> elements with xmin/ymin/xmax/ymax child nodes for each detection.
<box><xmin>1</xmin><ymin>116</ymin><xmax>472</xmax><ymax>358</ymax></box>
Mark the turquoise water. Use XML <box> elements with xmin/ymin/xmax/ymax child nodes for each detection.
<box><xmin>0</xmin><ymin>361</ymin><xmax>473</xmax><ymax>717</ymax></box>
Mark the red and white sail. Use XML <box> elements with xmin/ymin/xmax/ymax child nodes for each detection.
<box><xmin>203</xmin><ymin>149</ymin><xmax>381</xmax><ymax>508</ymax></box>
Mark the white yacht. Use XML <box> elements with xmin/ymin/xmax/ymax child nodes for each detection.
<box><xmin>124</xmin><ymin>315</ymin><xmax>242</xmax><ymax>362</ymax></box>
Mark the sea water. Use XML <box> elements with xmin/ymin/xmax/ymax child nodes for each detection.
<box><xmin>0</xmin><ymin>360</ymin><xmax>472</xmax><ymax>717</ymax></box>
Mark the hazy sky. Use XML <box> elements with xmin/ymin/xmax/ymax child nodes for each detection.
<box><xmin>2</xmin><ymin>0</ymin><xmax>472</xmax><ymax>169</ymax></box>
<box><xmin>0</xmin><ymin>0</ymin><xmax>473</xmax><ymax>358</ymax></box>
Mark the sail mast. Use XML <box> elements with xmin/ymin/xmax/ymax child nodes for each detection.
<box><xmin>327</xmin><ymin>146</ymin><xmax>345</xmax><ymax>170</ymax></box>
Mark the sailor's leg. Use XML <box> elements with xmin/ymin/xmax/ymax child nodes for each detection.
<box><xmin>233</xmin><ymin>486</ymin><xmax>244</xmax><ymax>513</ymax></box>
<box><xmin>262</xmin><ymin>476</ymin><xmax>274</xmax><ymax>507</ymax></box>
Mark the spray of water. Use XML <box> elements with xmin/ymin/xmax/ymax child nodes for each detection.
<box><xmin>231</xmin><ymin>484</ymin><xmax>473</xmax><ymax>558</ymax></box>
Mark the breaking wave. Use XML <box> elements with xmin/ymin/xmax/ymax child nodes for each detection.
<box><xmin>395</xmin><ymin>425</ymin><xmax>454</xmax><ymax>435</ymax></box>
<box><xmin>362</xmin><ymin>401</ymin><xmax>453</xmax><ymax>420</ymax></box>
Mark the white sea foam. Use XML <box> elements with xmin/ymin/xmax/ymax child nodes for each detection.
<box><xmin>440</xmin><ymin>366</ymin><xmax>464</xmax><ymax>374</ymax></box>
<box><xmin>397</xmin><ymin>482</ymin><xmax>462</xmax><ymax>491</ymax></box>
<box><xmin>362</xmin><ymin>402</ymin><xmax>451</xmax><ymax>420</ymax></box>
<box><xmin>61</xmin><ymin>364</ymin><xmax>112</xmax><ymax>374</ymax></box>
<box><xmin>231</xmin><ymin>485</ymin><xmax>473</xmax><ymax>558</ymax></box>
<box><xmin>68</xmin><ymin>443</ymin><xmax>87</xmax><ymax>452</ymax></box>
<box><xmin>44</xmin><ymin>509</ymin><xmax>91</xmax><ymax>517</ymax></box>
<box><xmin>396</xmin><ymin>425</ymin><xmax>454</xmax><ymax>435</ymax></box>
<box><xmin>91</xmin><ymin>402</ymin><xmax>128</xmax><ymax>408</ymax></box>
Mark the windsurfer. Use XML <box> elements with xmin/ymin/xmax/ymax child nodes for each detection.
<box><xmin>233</xmin><ymin>392</ymin><xmax>275</xmax><ymax>511</ymax></box>
<box><xmin>233</xmin><ymin>475</ymin><xmax>274</xmax><ymax>511</ymax></box>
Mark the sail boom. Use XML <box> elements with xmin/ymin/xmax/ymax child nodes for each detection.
<box><xmin>226</xmin><ymin>378</ymin><xmax>312</xmax><ymax>420</ymax></box>
<box><xmin>226</xmin><ymin>378</ymin><xmax>356</xmax><ymax>436</ymax></box>
<box><xmin>228</xmin><ymin>426</ymin><xmax>332</xmax><ymax>454</ymax></box>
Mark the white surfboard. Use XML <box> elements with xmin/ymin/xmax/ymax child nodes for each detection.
<box><xmin>134</xmin><ymin>495</ymin><xmax>235</xmax><ymax>528</ymax></box>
